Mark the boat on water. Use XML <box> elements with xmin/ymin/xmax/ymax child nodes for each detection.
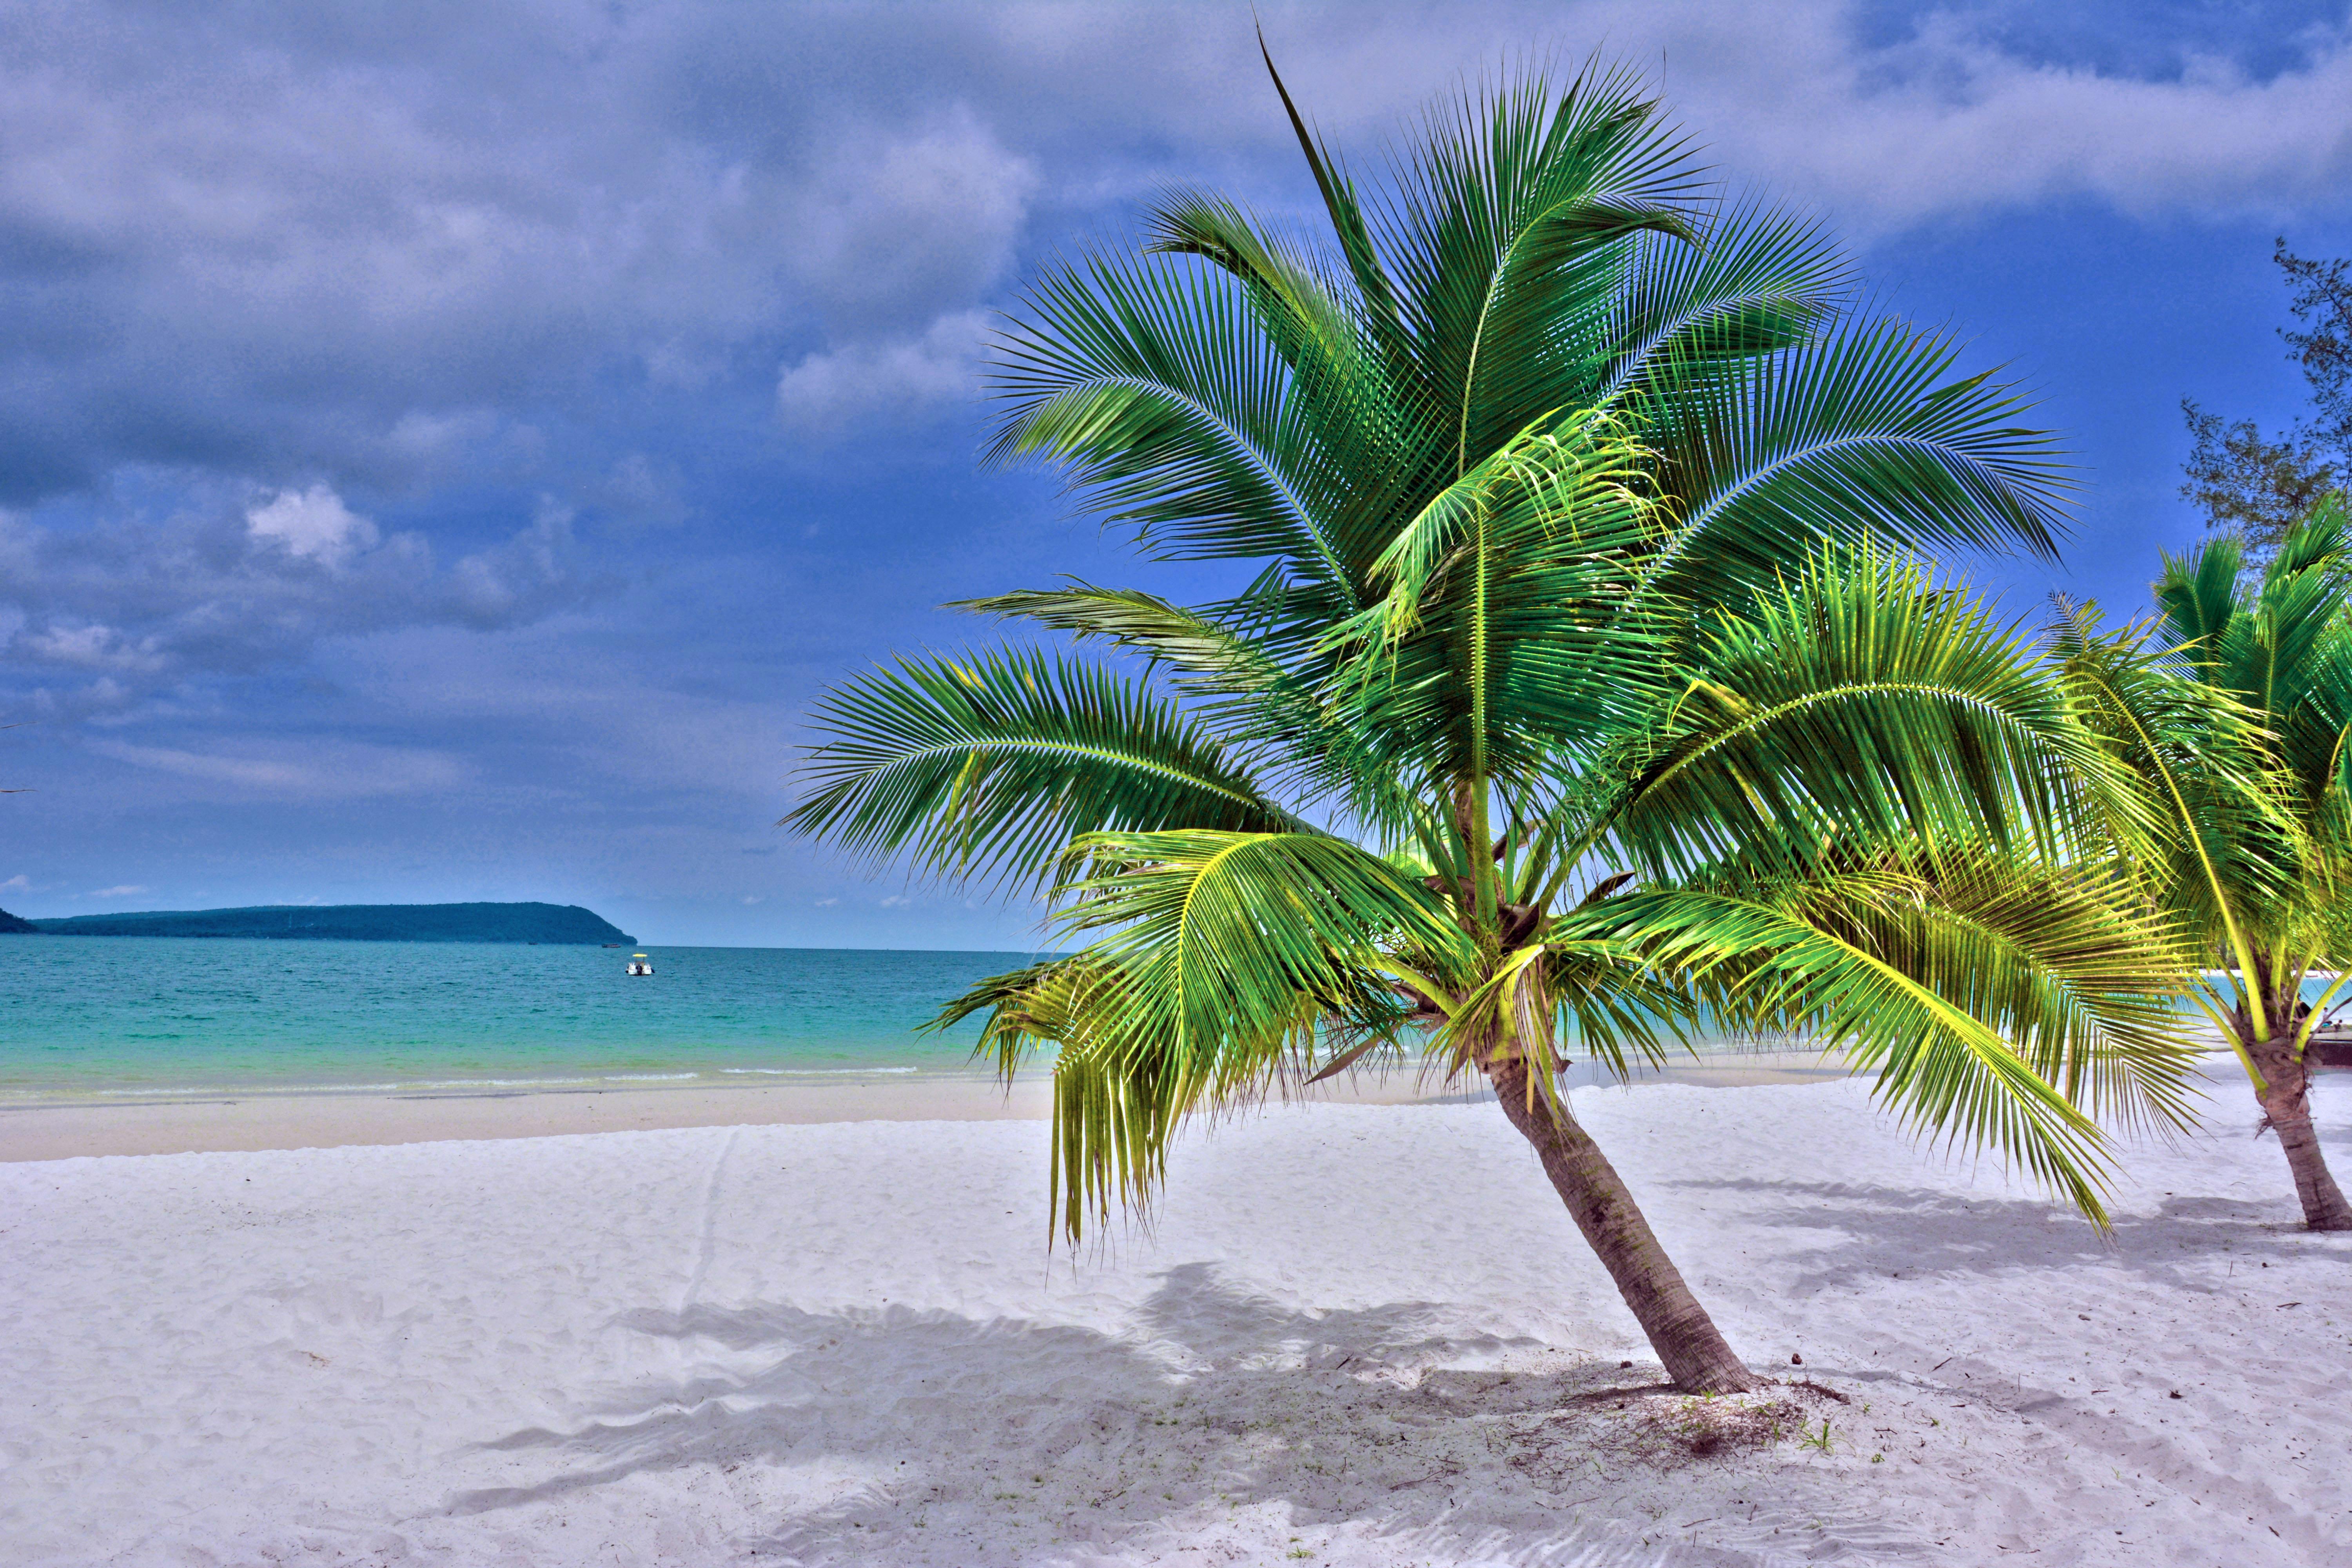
<box><xmin>625</xmin><ymin>953</ymin><xmax>654</xmax><ymax>976</ymax></box>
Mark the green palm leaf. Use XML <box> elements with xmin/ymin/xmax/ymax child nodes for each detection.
<box><xmin>1552</xmin><ymin>873</ymin><xmax>2176</xmax><ymax>1225</ymax></box>
<box><xmin>1612</xmin><ymin>546</ymin><xmax>2144</xmax><ymax>882</ymax></box>
<box><xmin>1374</xmin><ymin>60</ymin><xmax>1703</xmax><ymax>464</ymax></box>
<box><xmin>1642</xmin><ymin>318</ymin><xmax>2070</xmax><ymax>596</ymax></box>
<box><xmin>989</xmin><ymin>247</ymin><xmax>1364</xmax><ymax>606</ymax></box>
<box><xmin>1039</xmin><ymin>829</ymin><xmax>1474</xmax><ymax>1233</ymax></box>
<box><xmin>783</xmin><ymin>649</ymin><xmax>1304</xmax><ymax>891</ymax></box>
<box><xmin>1595</xmin><ymin>201</ymin><xmax>1848</xmax><ymax>403</ymax></box>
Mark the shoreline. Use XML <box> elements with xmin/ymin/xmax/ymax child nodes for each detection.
<box><xmin>0</xmin><ymin>1048</ymin><xmax>1868</xmax><ymax>1161</ymax></box>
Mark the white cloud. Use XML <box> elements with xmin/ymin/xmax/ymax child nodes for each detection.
<box><xmin>85</xmin><ymin>884</ymin><xmax>147</xmax><ymax>898</ymax></box>
<box><xmin>784</xmin><ymin>107</ymin><xmax>1038</xmax><ymax>334</ymax></box>
<box><xmin>12</xmin><ymin>621</ymin><xmax>167</xmax><ymax>673</ymax></box>
<box><xmin>3</xmin><ymin>0</ymin><xmax>2343</xmax><ymax>515</ymax></box>
<box><xmin>2</xmin><ymin>1</ymin><xmax>2345</xmax><ymax>515</ymax></box>
<box><xmin>85</xmin><ymin>738</ymin><xmax>468</xmax><ymax>798</ymax></box>
<box><xmin>747</xmin><ymin>2</ymin><xmax>2352</xmax><ymax>451</ymax></box>
<box><xmin>1596</xmin><ymin>1</ymin><xmax>2352</xmax><ymax>233</ymax></box>
<box><xmin>591</xmin><ymin>454</ymin><xmax>690</xmax><ymax>531</ymax></box>
<box><xmin>776</xmin><ymin>309</ymin><xmax>990</xmax><ymax>439</ymax></box>
<box><xmin>0</xmin><ymin>490</ymin><xmax>603</xmax><ymax>717</ymax></box>
<box><xmin>445</xmin><ymin>498</ymin><xmax>590</xmax><ymax>629</ymax></box>
<box><xmin>900</xmin><ymin>3</ymin><xmax>2352</xmax><ymax>236</ymax></box>
<box><xmin>879</xmin><ymin>893</ymin><xmax>911</xmax><ymax>907</ymax></box>
<box><xmin>246</xmin><ymin>485</ymin><xmax>380</xmax><ymax>568</ymax></box>
<box><xmin>768</xmin><ymin>108</ymin><xmax>1031</xmax><ymax>441</ymax></box>
<box><xmin>378</xmin><ymin>409</ymin><xmax>501</xmax><ymax>477</ymax></box>
<box><xmin>322</xmin><ymin>624</ymin><xmax>795</xmax><ymax>795</ymax></box>
<box><xmin>0</xmin><ymin>873</ymin><xmax>28</xmax><ymax>891</ymax></box>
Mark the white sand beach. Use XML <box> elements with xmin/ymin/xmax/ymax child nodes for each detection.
<box><xmin>0</xmin><ymin>1053</ymin><xmax>1856</xmax><ymax>1163</ymax></box>
<box><xmin>3</xmin><ymin>1069</ymin><xmax>2346</xmax><ymax>1566</ymax></box>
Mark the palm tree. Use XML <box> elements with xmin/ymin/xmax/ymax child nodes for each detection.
<box><xmin>2056</xmin><ymin>497</ymin><xmax>2352</xmax><ymax>1230</ymax></box>
<box><xmin>787</xmin><ymin>57</ymin><xmax>2196</xmax><ymax>1392</ymax></box>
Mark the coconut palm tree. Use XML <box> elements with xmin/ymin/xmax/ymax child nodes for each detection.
<box><xmin>2055</xmin><ymin>496</ymin><xmax>2352</xmax><ymax>1230</ymax></box>
<box><xmin>786</xmin><ymin>57</ymin><xmax>2197</xmax><ymax>1392</ymax></box>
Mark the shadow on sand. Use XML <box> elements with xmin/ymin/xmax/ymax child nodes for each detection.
<box><xmin>445</xmin><ymin>1264</ymin><xmax>1899</xmax><ymax>1565</ymax></box>
<box><xmin>1664</xmin><ymin>1168</ymin><xmax>2335</xmax><ymax>1299</ymax></box>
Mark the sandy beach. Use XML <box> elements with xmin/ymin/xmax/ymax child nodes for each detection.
<box><xmin>3</xmin><ymin>1067</ymin><xmax>2346</xmax><ymax>1566</ymax></box>
<box><xmin>0</xmin><ymin>1052</ymin><xmax>1859</xmax><ymax>1162</ymax></box>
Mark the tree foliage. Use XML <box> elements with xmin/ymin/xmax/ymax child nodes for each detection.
<box><xmin>2062</xmin><ymin>496</ymin><xmax>2352</xmax><ymax>1058</ymax></box>
<box><xmin>2053</xmin><ymin>496</ymin><xmax>2352</xmax><ymax>1228</ymax></box>
<box><xmin>2180</xmin><ymin>242</ymin><xmax>2352</xmax><ymax>561</ymax></box>
<box><xmin>790</xmin><ymin>55</ymin><xmax>2197</xmax><ymax>1251</ymax></box>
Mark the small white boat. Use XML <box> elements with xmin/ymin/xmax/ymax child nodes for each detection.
<box><xmin>625</xmin><ymin>953</ymin><xmax>654</xmax><ymax>976</ymax></box>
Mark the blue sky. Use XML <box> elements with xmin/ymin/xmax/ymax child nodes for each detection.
<box><xmin>2</xmin><ymin>0</ymin><xmax>2349</xmax><ymax>948</ymax></box>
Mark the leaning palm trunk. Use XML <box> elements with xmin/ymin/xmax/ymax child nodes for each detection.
<box><xmin>1482</xmin><ymin>1037</ymin><xmax>1759</xmax><ymax>1391</ymax></box>
<box><xmin>2234</xmin><ymin>992</ymin><xmax>2352</xmax><ymax>1230</ymax></box>
<box><xmin>1455</xmin><ymin>902</ymin><xmax>1758</xmax><ymax>1390</ymax></box>
<box><xmin>791</xmin><ymin>51</ymin><xmax>2200</xmax><ymax>1391</ymax></box>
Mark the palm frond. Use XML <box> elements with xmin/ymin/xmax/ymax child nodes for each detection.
<box><xmin>1375</xmin><ymin>58</ymin><xmax>1705</xmax><ymax>466</ymax></box>
<box><xmin>1256</xmin><ymin>33</ymin><xmax>1418</xmax><ymax>382</ymax></box>
<box><xmin>1611</xmin><ymin>546</ymin><xmax>2143</xmax><ymax>880</ymax></box>
<box><xmin>989</xmin><ymin>247</ymin><xmax>1364</xmax><ymax>606</ymax></box>
<box><xmin>1643</xmin><ymin>317</ymin><xmax>2071</xmax><ymax>597</ymax></box>
<box><xmin>1555</xmin><ymin>882</ymin><xmax>2142</xmax><ymax>1224</ymax></box>
<box><xmin>954</xmin><ymin>581</ymin><xmax>1417</xmax><ymax>834</ymax></box>
<box><xmin>784</xmin><ymin>649</ymin><xmax>1303</xmax><ymax>891</ymax></box>
<box><xmin>1595</xmin><ymin>200</ymin><xmax>1849</xmax><ymax>403</ymax></box>
<box><xmin>1753</xmin><ymin>849</ymin><xmax>2200</xmax><ymax>1136</ymax></box>
<box><xmin>1320</xmin><ymin>409</ymin><xmax>1676</xmax><ymax>787</ymax></box>
<box><xmin>2052</xmin><ymin>599</ymin><xmax>2310</xmax><ymax>968</ymax></box>
<box><xmin>930</xmin><ymin>952</ymin><xmax>1118</xmax><ymax>1081</ymax></box>
<box><xmin>1039</xmin><ymin>829</ymin><xmax>1475</xmax><ymax>1238</ymax></box>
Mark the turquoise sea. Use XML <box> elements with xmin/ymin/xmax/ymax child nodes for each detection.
<box><xmin>5</xmin><ymin>937</ymin><xmax>2274</xmax><ymax>1108</ymax></box>
<box><xmin>0</xmin><ymin>938</ymin><xmax>1047</xmax><ymax>1103</ymax></box>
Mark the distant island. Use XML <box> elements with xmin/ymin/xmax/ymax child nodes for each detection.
<box><xmin>5</xmin><ymin>902</ymin><xmax>635</xmax><ymax>945</ymax></box>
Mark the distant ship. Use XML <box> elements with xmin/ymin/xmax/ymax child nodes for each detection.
<box><xmin>625</xmin><ymin>953</ymin><xmax>654</xmax><ymax>976</ymax></box>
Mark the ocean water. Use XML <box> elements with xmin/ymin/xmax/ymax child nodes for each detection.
<box><xmin>5</xmin><ymin>936</ymin><xmax>2271</xmax><ymax>1108</ymax></box>
<box><xmin>0</xmin><ymin>938</ymin><xmax>1049</xmax><ymax>1103</ymax></box>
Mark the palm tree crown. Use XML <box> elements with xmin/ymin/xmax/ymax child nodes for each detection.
<box><xmin>789</xmin><ymin>55</ymin><xmax>2197</xmax><ymax>1390</ymax></box>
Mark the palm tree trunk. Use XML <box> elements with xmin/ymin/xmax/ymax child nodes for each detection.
<box><xmin>1483</xmin><ymin>1051</ymin><xmax>1761</xmax><ymax>1392</ymax></box>
<box><xmin>2236</xmin><ymin>993</ymin><xmax>2352</xmax><ymax>1231</ymax></box>
<box><xmin>2246</xmin><ymin>1025</ymin><xmax>2352</xmax><ymax>1231</ymax></box>
<box><xmin>2269</xmin><ymin>1103</ymin><xmax>2352</xmax><ymax>1230</ymax></box>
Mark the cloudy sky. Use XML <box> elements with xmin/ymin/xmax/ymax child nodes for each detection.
<box><xmin>3</xmin><ymin>0</ymin><xmax>2350</xmax><ymax>947</ymax></box>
